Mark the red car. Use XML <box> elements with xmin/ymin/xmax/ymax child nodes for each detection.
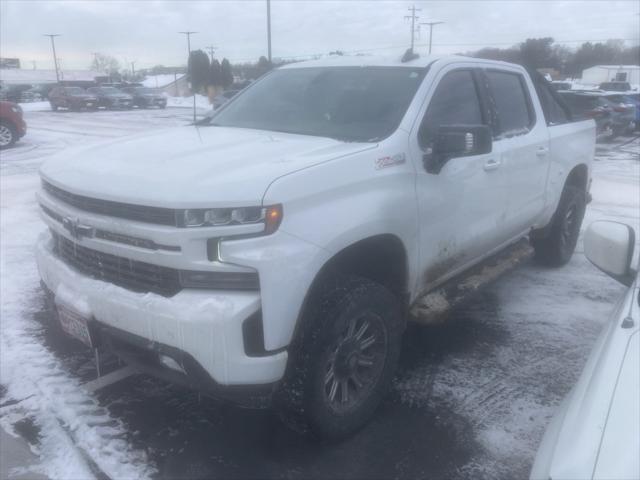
<box><xmin>0</xmin><ymin>101</ymin><xmax>27</xmax><ymax>149</ymax></box>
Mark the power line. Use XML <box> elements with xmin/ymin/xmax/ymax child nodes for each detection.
<box><xmin>404</xmin><ymin>4</ymin><xmax>421</xmax><ymax>53</ymax></box>
<box><xmin>420</xmin><ymin>21</ymin><xmax>445</xmax><ymax>54</ymax></box>
<box><xmin>205</xmin><ymin>45</ymin><xmax>217</xmax><ymax>62</ymax></box>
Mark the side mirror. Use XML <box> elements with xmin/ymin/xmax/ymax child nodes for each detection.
<box><xmin>584</xmin><ymin>221</ymin><xmax>636</xmax><ymax>286</ymax></box>
<box><xmin>424</xmin><ymin>125</ymin><xmax>492</xmax><ymax>174</ymax></box>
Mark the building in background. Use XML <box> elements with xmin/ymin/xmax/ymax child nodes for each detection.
<box><xmin>0</xmin><ymin>69</ymin><xmax>102</xmax><ymax>85</ymax></box>
<box><xmin>0</xmin><ymin>58</ymin><xmax>21</xmax><ymax>69</ymax></box>
<box><xmin>581</xmin><ymin>65</ymin><xmax>640</xmax><ymax>86</ymax></box>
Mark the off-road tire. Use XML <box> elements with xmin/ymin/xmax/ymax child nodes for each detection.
<box><xmin>531</xmin><ymin>185</ymin><xmax>586</xmax><ymax>266</ymax></box>
<box><xmin>275</xmin><ymin>274</ymin><xmax>404</xmax><ymax>440</ymax></box>
<box><xmin>0</xmin><ymin>120</ymin><xmax>17</xmax><ymax>149</ymax></box>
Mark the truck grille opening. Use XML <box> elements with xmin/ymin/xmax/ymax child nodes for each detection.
<box><xmin>52</xmin><ymin>232</ymin><xmax>181</xmax><ymax>296</ymax></box>
<box><xmin>42</xmin><ymin>180</ymin><xmax>177</xmax><ymax>226</ymax></box>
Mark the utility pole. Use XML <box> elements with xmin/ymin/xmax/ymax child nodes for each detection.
<box><xmin>44</xmin><ymin>34</ymin><xmax>61</xmax><ymax>82</ymax></box>
<box><xmin>131</xmin><ymin>61</ymin><xmax>136</xmax><ymax>77</ymax></box>
<box><xmin>179</xmin><ymin>31</ymin><xmax>198</xmax><ymax>123</ymax></box>
<box><xmin>266</xmin><ymin>0</ymin><xmax>272</xmax><ymax>62</ymax></box>
<box><xmin>420</xmin><ymin>21</ymin><xmax>444</xmax><ymax>54</ymax></box>
<box><xmin>205</xmin><ymin>45</ymin><xmax>217</xmax><ymax>62</ymax></box>
<box><xmin>404</xmin><ymin>5</ymin><xmax>421</xmax><ymax>54</ymax></box>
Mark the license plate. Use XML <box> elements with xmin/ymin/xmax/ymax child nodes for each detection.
<box><xmin>57</xmin><ymin>304</ymin><xmax>93</xmax><ymax>347</ymax></box>
<box><xmin>87</xmin><ymin>103</ymin><xmax>93</xmax><ymax>106</ymax></box>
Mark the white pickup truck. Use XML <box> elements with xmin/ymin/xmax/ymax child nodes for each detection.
<box><xmin>36</xmin><ymin>55</ymin><xmax>595</xmax><ymax>438</ymax></box>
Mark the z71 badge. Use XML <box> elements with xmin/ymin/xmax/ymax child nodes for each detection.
<box><xmin>375</xmin><ymin>153</ymin><xmax>406</xmax><ymax>170</ymax></box>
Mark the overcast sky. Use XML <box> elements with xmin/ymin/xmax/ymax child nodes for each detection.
<box><xmin>1</xmin><ymin>0</ymin><xmax>638</xmax><ymax>71</ymax></box>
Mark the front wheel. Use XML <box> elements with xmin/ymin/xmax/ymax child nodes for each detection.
<box><xmin>531</xmin><ymin>185</ymin><xmax>586</xmax><ymax>266</ymax></box>
<box><xmin>276</xmin><ymin>274</ymin><xmax>403</xmax><ymax>440</ymax></box>
<box><xmin>0</xmin><ymin>121</ymin><xmax>17</xmax><ymax>149</ymax></box>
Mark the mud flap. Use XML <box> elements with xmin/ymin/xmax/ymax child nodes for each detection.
<box><xmin>410</xmin><ymin>239</ymin><xmax>533</xmax><ymax>324</ymax></box>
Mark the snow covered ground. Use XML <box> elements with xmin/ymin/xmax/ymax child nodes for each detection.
<box><xmin>0</xmin><ymin>108</ymin><xmax>638</xmax><ymax>479</ymax></box>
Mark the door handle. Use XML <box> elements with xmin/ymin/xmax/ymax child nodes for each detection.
<box><xmin>536</xmin><ymin>146</ymin><xmax>549</xmax><ymax>157</ymax></box>
<box><xmin>483</xmin><ymin>159</ymin><xmax>501</xmax><ymax>171</ymax></box>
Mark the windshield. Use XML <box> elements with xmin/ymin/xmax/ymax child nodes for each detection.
<box><xmin>135</xmin><ymin>87</ymin><xmax>156</xmax><ymax>94</ymax></box>
<box><xmin>64</xmin><ymin>87</ymin><xmax>85</xmax><ymax>95</ymax></box>
<box><xmin>208</xmin><ymin>66</ymin><xmax>426</xmax><ymax>142</ymax></box>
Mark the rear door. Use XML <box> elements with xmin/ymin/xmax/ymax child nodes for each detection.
<box><xmin>409</xmin><ymin>66</ymin><xmax>510</xmax><ymax>289</ymax></box>
<box><xmin>482</xmin><ymin>68</ymin><xmax>550</xmax><ymax>237</ymax></box>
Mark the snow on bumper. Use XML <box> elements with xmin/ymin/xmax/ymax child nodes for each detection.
<box><xmin>35</xmin><ymin>231</ymin><xmax>287</xmax><ymax>386</ymax></box>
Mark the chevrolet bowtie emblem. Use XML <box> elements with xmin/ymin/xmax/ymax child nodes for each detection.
<box><xmin>62</xmin><ymin>217</ymin><xmax>94</xmax><ymax>240</ymax></box>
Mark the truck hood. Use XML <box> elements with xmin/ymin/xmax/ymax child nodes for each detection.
<box><xmin>40</xmin><ymin>126</ymin><xmax>374</xmax><ymax>208</ymax></box>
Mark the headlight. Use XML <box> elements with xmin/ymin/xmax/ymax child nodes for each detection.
<box><xmin>10</xmin><ymin>105</ymin><xmax>22</xmax><ymax>114</ymax></box>
<box><xmin>180</xmin><ymin>205</ymin><xmax>283</xmax><ymax>234</ymax></box>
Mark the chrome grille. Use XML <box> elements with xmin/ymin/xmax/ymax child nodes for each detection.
<box><xmin>53</xmin><ymin>232</ymin><xmax>181</xmax><ymax>296</ymax></box>
<box><xmin>42</xmin><ymin>180</ymin><xmax>177</xmax><ymax>226</ymax></box>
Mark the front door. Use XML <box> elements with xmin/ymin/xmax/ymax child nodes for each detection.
<box><xmin>409</xmin><ymin>66</ymin><xmax>510</xmax><ymax>291</ymax></box>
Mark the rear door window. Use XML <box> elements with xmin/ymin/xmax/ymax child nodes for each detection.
<box><xmin>534</xmin><ymin>82</ymin><xmax>570</xmax><ymax>125</ymax></box>
<box><xmin>485</xmin><ymin>71</ymin><xmax>534</xmax><ymax>137</ymax></box>
<box><xmin>419</xmin><ymin>69</ymin><xmax>484</xmax><ymax>148</ymax></box>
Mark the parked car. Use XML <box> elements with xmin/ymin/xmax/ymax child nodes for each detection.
<box><xmin>0</xmin><ymin>100</ymin><xmax>27</xmax><ymax>149</ymax></box>
<box><xmin>602</xmin><ymin>94</ymin><xmax>636</xmax><ymax>134</ymax></box>
<box><xmin>531</xmin><ymin>221</ymin><xmax>639</xmax><ymax>480</ymax></box>
<box><xmin>212</xmin><ymin>90</ymin><xmax>239</xmax><ymax>109</ymax></box>
<box><xmin>558</xmin><ymin>91</ymin><xmax>617</xmax><ymax>140</ymax></box>
<box><xmin>87</xmin><ymin>87</ymin><xmax>134</xmax><ymax>109</ymax></box>
<box><xmin>19</xmin><ymin>86</ymin><xmax>43</xmax><ymax>103</ymax></box>
<box><xmin>0</xmin><ymin>83</ymin><xmax>32</xmax><ymax>103</ymax></box>
<box><xmin>549</xmin><ymin>81</ymin><xmax>572</xmax><ymax>92</ymax></box>
<box><xmin>120</xmin><ymin>86</ymin><xmax>167</xmax><ymax>109</ymax></box>
<box><xmin>604</xmin><ymin>93</ymin><xmax>639</xmax><ymax>130</ymax></box>
<box><xmin>48</xmin><ymin>86</ymin><xmax>99</xmax><ymax>111</ymax></box>
<box><xmin>36</xmin><ymin>55</ymin><xmax>595</xmax><ymax>439</ymax></box>
<box><xmin>598</xmin><ymin>81</ymin><xmax>633</xmax><ymax>92</ymax></box>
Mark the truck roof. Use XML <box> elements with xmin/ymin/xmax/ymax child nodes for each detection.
<box><xmin>279</xmin><ymin>55</ymin><xmax>521</xmax><ymax>70</ymax></box>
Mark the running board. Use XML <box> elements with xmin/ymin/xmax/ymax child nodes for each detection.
<box><xmin>410</xmin><ymin>239</ymin><xmax>533</xmax><ymax>325</ymax></box>
<box><xmin>81</xmin><ymin>365</ymin><xmax>139</xmax><ymax>393</ymax></box>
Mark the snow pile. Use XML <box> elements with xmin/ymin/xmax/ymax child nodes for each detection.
<box><xmin>142</xmin><ymin>74</ymin><xmax>185</xmax><ymax>89</ymax></box>
<box><xmin>0</xmin><ymin>174</ymin><xmax>155</xmax><ymax>479</ymax></box>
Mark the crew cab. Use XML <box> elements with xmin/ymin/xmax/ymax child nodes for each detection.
<box><xmin>35</xmin><ymin>56</ymin><xmax>595</xmax><ymax>438</ymax></box>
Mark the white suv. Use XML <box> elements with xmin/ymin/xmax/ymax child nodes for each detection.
<box><xmin>36</xmin><ymin>55</ymin><xmax>595</xmax><ymax>438</ymax></box>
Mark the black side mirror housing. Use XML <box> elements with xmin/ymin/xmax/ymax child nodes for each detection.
<box><xmin>424</xmin><ymin>125</ymin><xmax>492</xmax><ymax>174</ymax></box>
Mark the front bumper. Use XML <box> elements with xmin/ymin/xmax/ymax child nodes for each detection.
<box><xmin>35</xmin><ymin>231</ymin><xmax>288</xmax><ymax>389</ymax></box>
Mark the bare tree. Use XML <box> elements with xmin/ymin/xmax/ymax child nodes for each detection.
<box><xmin>90</xmin><ymin>53</ymin><xmax>120</xmax><ymax>75</ymax></box>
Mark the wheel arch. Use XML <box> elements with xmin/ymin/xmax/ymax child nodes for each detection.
<box><xmin>290</xmin><ymin>233</ymin><xmax>410</xmax><ymax>347</ymax></box>
<box><xmin>564</xmin><ymin>163</ymin><xmax>589</xmax><ymax>193</ymax></box>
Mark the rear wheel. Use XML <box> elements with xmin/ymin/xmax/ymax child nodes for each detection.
<box><xmin>531</xmin><ymin>185</ymin><xmax>586</xmax><ymax>266</ymax></box>
<box><xmin>50</xmin><ymin>102</ymin><xmax>58</xmax><ymax>111</ymax></box>
<box><xmin>276</xmin><ymin>274</ymin><xmax>403</xmax><ymax>439</ymax></box>
<box><xmin>0</xmin><ymin>121</ymin><xmax>17</xmax><ymax>149</ymax></box>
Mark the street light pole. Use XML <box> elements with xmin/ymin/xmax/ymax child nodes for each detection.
<box><xmin>44</xmin><ymin>34</ymin><xmax>61</xmax><ymax>82</ymax></box>
<box><xmin>420</xmin><ymin>21</ymin><xmax>444</xmax><ymax>54</ymax></box>
<box><xmin>267</xmin><ymin>0</ymin><xmax>272</xmax><ymax>62</ymax></box>
<box><xmin>179</xmin><ymin>31</ymin><xmax>198</xmax><ymax>122</ymax></box>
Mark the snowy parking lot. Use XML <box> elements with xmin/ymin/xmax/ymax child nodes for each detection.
<box><xmin>1</xmin><ymin>106</ymin><xmax>638</xmax><ymax>479</ymax></box>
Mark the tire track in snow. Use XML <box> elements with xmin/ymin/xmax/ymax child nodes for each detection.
<box><xmin>1</xmin><ymin>174</ymin><xmax>155</xmax><ymax>479</ymax></box>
